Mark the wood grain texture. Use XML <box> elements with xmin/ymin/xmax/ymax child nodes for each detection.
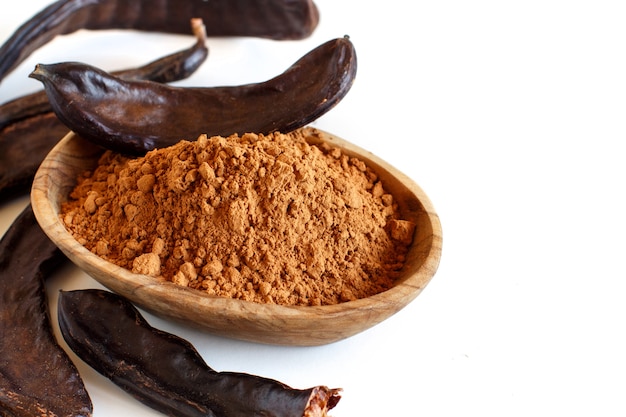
<box><xmin>31</xmin><ymin>128</ymin><xmax>442</xmax><ymax>346</ymax></box>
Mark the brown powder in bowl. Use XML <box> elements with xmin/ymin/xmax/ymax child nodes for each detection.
<box><xmin>61</xmin><ymin>128</ymin><xmax>415</xmax><ymax>306</ymax></box>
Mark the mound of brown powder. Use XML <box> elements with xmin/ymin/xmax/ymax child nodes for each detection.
<box><xmin>61</xmin><ymin>128</ymin><xmax>415</xmax><ymax>306</ymax></box>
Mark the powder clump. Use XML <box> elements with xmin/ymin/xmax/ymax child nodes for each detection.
<box><xmin>61</xmin><ymin>128</ymin><xmax>415</xmax><ymax>306</ymax></box>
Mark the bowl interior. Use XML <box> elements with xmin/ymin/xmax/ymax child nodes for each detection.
<box><xmin>31</xmin><ymin>129</ymin><xmax>442</xmax><ymax>346</ymax></box>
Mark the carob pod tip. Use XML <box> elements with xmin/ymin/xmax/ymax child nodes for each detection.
<box><xmin>29</xmin><ymin>36</ymin><xmax>357</xmax><ymax>155</ymax></box>
<box><xmin>58</xmin><ymin>288</ymin><xmax>342</xmax><ymax>417</ymax></box>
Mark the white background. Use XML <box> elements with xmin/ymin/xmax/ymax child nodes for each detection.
<box><xmin>2</xmin><ymin>1</ymin><xmax>626</xmax><ymax>415</ymax></box>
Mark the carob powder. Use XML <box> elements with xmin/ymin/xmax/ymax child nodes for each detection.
<box><xmin>61</xmin><ymin>128</ymin><xmax>416</xmax><ymax>306</ymax></box>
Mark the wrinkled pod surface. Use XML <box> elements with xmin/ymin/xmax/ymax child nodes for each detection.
<box><xmin>30</xmin><ymin>36</ymin><xmax>358</xmax><ymax>155</ymax></box>
<box><xmin>58</xmin><ymin>289</ymin><xmax>341</xmax><ymax>417</ymax></box>
<box><xmin>0</xmin><ymin>0</ymin><xmax>319</xmax><ymax>84</ymax></box>
<box><xmin>0</xmin><ymin>206</ymin><xmax>91</xmax><ymax>417</ymax></box>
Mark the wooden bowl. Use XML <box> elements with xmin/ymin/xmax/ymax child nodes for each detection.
<box><xmin>31</xmin><ymin>129</ymin><xmax>442</xmax><ymax>346</ymax></box>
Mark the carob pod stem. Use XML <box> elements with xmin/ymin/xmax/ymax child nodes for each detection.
<box><xmin>0</xmin><ymin>0</ymin><xmax>319</xmax><ymax>84</ymax></box>
<box><xmin>58</xmin><ymin>289</ymin><xmax>341</xmax><ymax>417</ymax></box>
<box><xmin>0</xmin><ymin>18</ymin><xmax>208</xmax><ymax>202</ymax></box>
<box><xmin>30</xmin><ymin>36</ymin><xmax>358</xmax><ymax>155</ymax></box>
<box><xmin>0</xmin><ymin>205</ymin><xmax>91</xmax><ymax>417</ymax></box>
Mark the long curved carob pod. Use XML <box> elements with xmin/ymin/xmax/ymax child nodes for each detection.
<box><xmin>30</xmin><ymin>36</ymin><xmax>357</xmax><ymax>155</ymax></box>
<box><xmin>0</xmin><ymin>0</ymin><xmax>319</xmax><ymax>83</ymax></box>
<box><xmin>0</xmin><ymin>18</ymin><xmax>208</xmax><ymax>202</ymax></box>
<box><xmin>0</xmin><ymin>205</ymin><xmax>91</xmax><ymax>417</ymax></box>
<box><xmin>58</xmin><ymin>289</ymin><xmax>341</xmax><ymax>417</ymax></box>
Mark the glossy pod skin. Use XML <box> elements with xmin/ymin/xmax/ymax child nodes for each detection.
<box><xmin>58</xmin><ymin>289</ymin><xmax>341</xmax><ymax>417</ymax></box>
<box><xmin>0</xmin><ymin>206</ymin><xmax>91</xmax><ymax>417</ymax></box>
<box><xmin>30</xmin><ymin>36</ymin><xmax>358</xmax><ymax>155</ymax></box>
<box><xmin>0</xmin><ymin>0</ymin><xmax>319</xmax><ymax>84</ymax></box>
<box><xmin>0</xmin><ymin>19</ymin><xmax>208</xmax><ymax>201</ymax></box>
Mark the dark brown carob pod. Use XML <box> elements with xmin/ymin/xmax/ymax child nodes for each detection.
<box><xmin>0</xmin><ymin>0</ymin><xmax>319</xmax><ymax>84</ymax></box>
<box><xmin>0</xmin><ymin>205</ymin><xmax>91</xmax><ymax>417</ymax></box>
<box><xmin>58</xmin><ymin>288</ymin><xmax>341</xmax><ymax>417</ymax></box>
<box><xmin>30</xmin><ymin>36</ymin><xmax>358</xmax><ymax>155</ymax></box>
<box><xmin>0</xmin><ymin>18</ymin><xmax>208</xmax><ymax>201</ymax></box>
